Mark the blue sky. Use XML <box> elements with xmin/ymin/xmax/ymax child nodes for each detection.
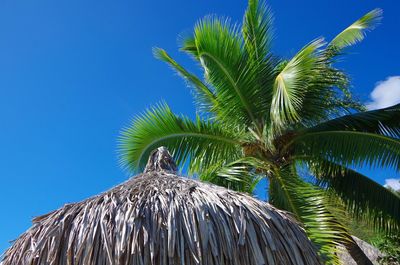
<box><xmin>1</xmin><ymin>0</ymin><xmax>399</xmax><ymax>254</ymax></box>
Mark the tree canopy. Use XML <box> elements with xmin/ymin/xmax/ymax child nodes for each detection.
<box><xmin>119</xmin><ymin>1</ymin><xmax>399</xmax><ymax>264</ymax></box>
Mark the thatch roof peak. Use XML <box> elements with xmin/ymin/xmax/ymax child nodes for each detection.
<box><xmin>144</xmin><ymin>146</ymin><xmax>177</xmax><ymax>173</ymax></box>
<box><xmin>1</xmin><ymin>147</ymin><xmax>322</xmax><ymax>265</ymax></box>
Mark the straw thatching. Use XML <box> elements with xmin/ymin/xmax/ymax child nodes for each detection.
<box><xmin>1</xmin><ymin>147</ymin><xmax>322</xmax><ymax>265</ymax></box>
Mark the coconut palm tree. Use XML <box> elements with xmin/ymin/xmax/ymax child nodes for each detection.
<box><xmin>119</xmin><ymin>1</ymin><xmax>400</xmax><ymax>264</ymax></box>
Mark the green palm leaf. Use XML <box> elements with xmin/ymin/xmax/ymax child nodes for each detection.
<box><xmin>297</xmin><ymin>64</ymin><xmax>356</xmax><ymax>124</ymax></box>
<box><xmin>182</xmin><ymin>17</ymin><xmax>274</xmax><ymax>134</ymax></box>
<box><xmin>306</xmin><ymin>103</ymin><xmax>400</xmax><ymax>138</ymax></box>
<box><xmin>311</xmin><ymin>160</ymin><xmax>400</xmax><ymax>233</ymax></box>
<box><xmin>153</xmin><ymin>47</ymin><xmax>217</xmax><ymax>114</ymax></box>
<box><xmin>293</xmin><ymin>130</ymin><xmax>400</xmax><ymax>171</ymax></box>
<box><xmin>242</xmin><ymin>0</ymin><xmax>277</xmax><ymax>128</ymax></box>
<box><xmin>242</xmin><ymin>0</ymin><xmax>273</xmax><ymax>61</ymax></box>
<box><xmin>199</xmin><ymin>157</ymin><xmax>265</xmax><ymax>194</ymax></box>
<box><xmin>270</xmin><ymin>39</ymin><xmax>325</xmax><ymax>128</ymax></box>
<box><xmin>329</xmin><ymin>8</ymin><xmax>382</xmax><ymax>50</ymax></box>
<box><xmin>195</xmin><ymin>17</ymin><xmax>258</xmax><ymax>126</ymax></box>
<box><xmin>119</xmin><ymin>102</ymin><xmax>242</xmax><ymax>172</ymax></box>
<box><xmin>269</xmin><ymin>166</ymin><xmax>350</xmax><ymax>264</ymax></box>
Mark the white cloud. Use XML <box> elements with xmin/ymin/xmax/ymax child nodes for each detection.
<box><xmin>384</xmin><ymin>178</ymin><xmax>400</xmax><ymax>191</ymax></box>
<box><xmin>366</xmin><ymin>76</ymin><xmax>400</xmax><ymax>110</ymax></box>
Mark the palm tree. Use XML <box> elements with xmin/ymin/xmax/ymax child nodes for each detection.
<box><xmin>119</xmin><ymin>1</ymin><xmax>400</xmax><ymax>264</ymax></box>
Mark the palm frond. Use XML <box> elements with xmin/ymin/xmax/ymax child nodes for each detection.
<box><xmin>329</xmin><ymin>8</ymin><xmax>382</xmax><ymax>50</ymax></box>
<box><xmin>242</xmin><ymin>0</ymin><xmax>277</xmax><ymax>128</ymax></box>
<box><xmin>242</xmin><ymin>0</ymin><xmax>273</xmax><ymax>61</ymax></box>
<box><xmin>310</xmin><ymin>160</ymin><xmax>400</xmax><ymax>233</ymax></box>
<box><xmin>153</xmin><ymin>47</ymin><xmax>217</xmax><ymax>114</ymax></box>
<box><xmin>182</xmin><ymin>16</ymin><xmax>273</xmax><ymax>134</ymax></box>
<box><xmin>179</xmin><ymin>35</ymin><xmax>198</xmax><ymax>58</ymax></box>
<box><xmin>270</xmin><ymin>39</ymin><xmax>325</xmax><ymax>128</ymax></box>
<box><xmin>194</xmin><ymin>17</ymin><xmax>256</xmax><ymax>126</ymax></box>
<box><xmin>199</xmin><ymin>157</ymin><xmax>265</xmax><ymax>194</ymax></box>
<box><xmin>119</xmin><ymin>102</ymin><xmax>242</xmax><ymax>173</ymax></box>
<box><xmin>293</xmin><ymin>130</ymin><xmax>400</xmax><ymax>171</ymax></box>
<box><xmin>306</xmin><ymin>103</ymin><xmax>400</xmax><ymax>138</ymax></box>
<box><xmin>297</xmin><ymin>64</ymin><xmax>358</xmax><ymax>124</ymax></box>
<box><xmin>269</xmin><ymin>166</ymin><xmax>349</xmax><ymax>264</ymax></box>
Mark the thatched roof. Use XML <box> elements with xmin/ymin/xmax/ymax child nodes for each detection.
<box><xmin>1</xmin><ymin>147</ymin><xmax>321</xmax><ymax>265</ymax></box>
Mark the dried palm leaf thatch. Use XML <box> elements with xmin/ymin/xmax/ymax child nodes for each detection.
<box><xmin>1</xmin><ymin>147</ymin><xmax>322</xmax><ymax>265</ymax></box>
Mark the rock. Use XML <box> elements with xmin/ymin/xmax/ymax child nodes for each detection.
<box><xmin>338</xmin><ymin>236</ymin><xmax>383</xmax><ymax>265</ymax></box>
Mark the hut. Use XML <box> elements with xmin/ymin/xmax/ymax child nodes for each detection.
<box><xmin>1</xmin><ymin>147</ymin><xmax>322</xmax><ymax>265</ymax></box>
